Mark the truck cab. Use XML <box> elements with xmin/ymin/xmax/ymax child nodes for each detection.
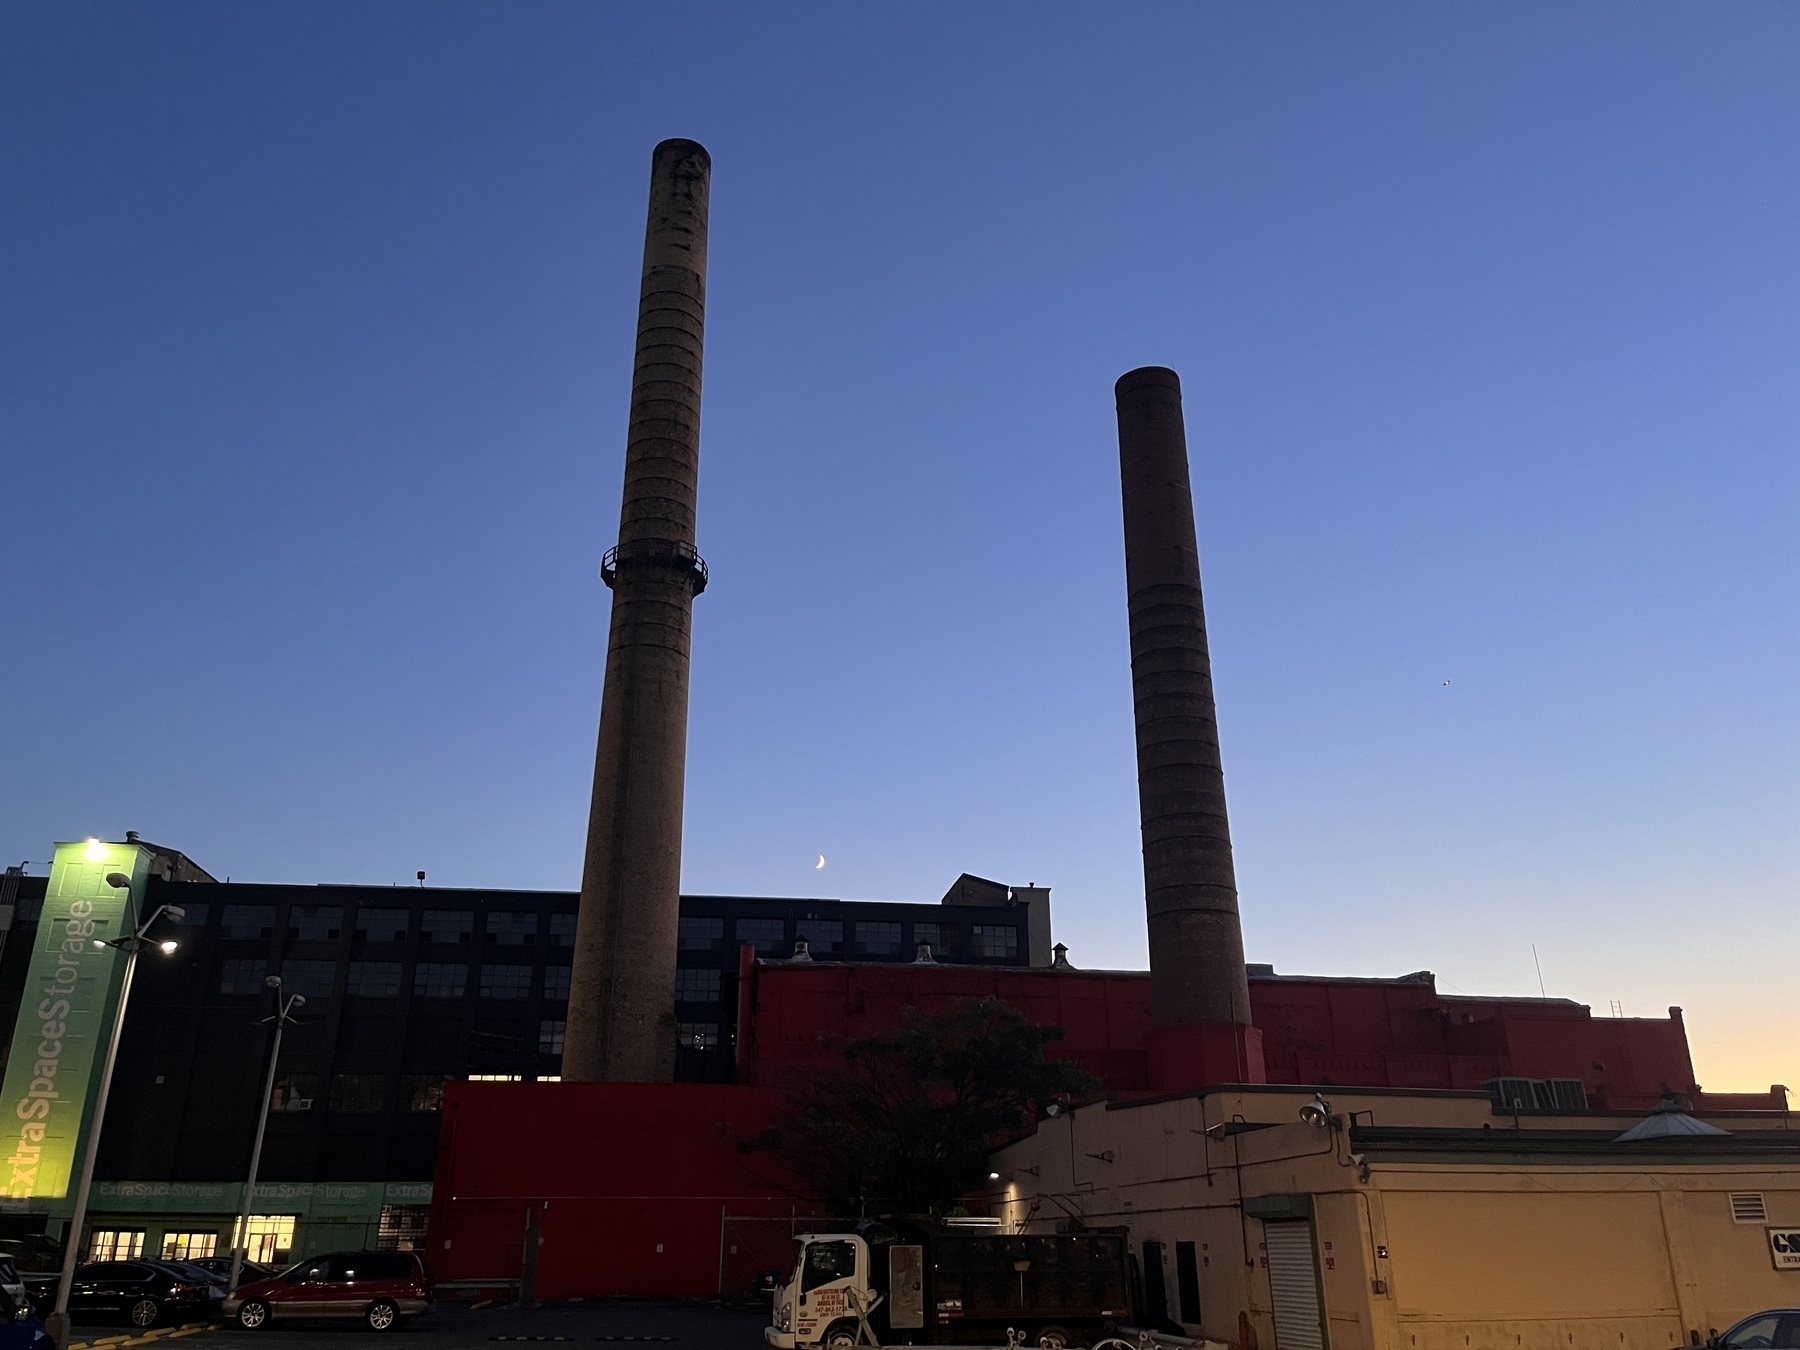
<box><xmin>767</xmin><ymin>1234</ymin><xmax>871</xmax><ymax>1349</ymax></box>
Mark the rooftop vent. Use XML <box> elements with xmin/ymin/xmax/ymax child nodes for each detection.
<box><xmin>1613</xmin><ymin>1095</ymin><xmax>1731</xmax><ymax>1142</ymax></box>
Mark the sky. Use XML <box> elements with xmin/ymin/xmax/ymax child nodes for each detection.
<box><xmin>3</xmin><ymin>4</ymin><xmax>1796</xmax><ymax>1093</ymax></box>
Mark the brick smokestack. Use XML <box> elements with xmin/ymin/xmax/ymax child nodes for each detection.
<box><xmin>564</xmin><ymin>139</ymin><xmax>711</xmax><ymax>1082</ymax></box>
<box><xmin>1116</xmin><ymin>367</ymin><xmax>1263</xmax><ymax>1085</ymax></box>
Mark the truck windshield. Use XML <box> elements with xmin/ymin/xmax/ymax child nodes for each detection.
<box><xmin>801</xmin><ymin>1241</ymin><xmax>856</xmax><ymax>1291</ymax></box>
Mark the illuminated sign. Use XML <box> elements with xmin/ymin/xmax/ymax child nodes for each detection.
<box><xmin>0</xmin><ymin>841</ymin><xmax>146</xmax><ymax>1199</ymax></box>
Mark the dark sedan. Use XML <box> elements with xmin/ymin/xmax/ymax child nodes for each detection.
<box><xmin>190</xmin><ymin>1256</ymin><xmax>277</xmax><ymax>1285</ymax></box>
<box><xmin>62</xmin><ymin>1259</ymin><xmax>223</xmax><ymax>1328</ymax></box>
<box><xmin>1713</xmin><ymin>1311</ymin><xmax>1800</xmax><ymax>1350</ymax></box>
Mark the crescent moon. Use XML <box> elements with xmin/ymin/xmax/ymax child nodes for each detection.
<box><xmin>815</xmin><ymin>855</ymin><xmax>827</xmax><ymax>870</ymax></box>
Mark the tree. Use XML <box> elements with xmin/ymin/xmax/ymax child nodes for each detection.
<box><xmin>752</xmin><ymin>997</ymin><xmax>1097</xmax><ymax>1218</ymax></box>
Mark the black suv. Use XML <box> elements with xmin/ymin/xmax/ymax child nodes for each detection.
<box><xmin>63</xmin><ymin>1260</ymin><xmax>222</xmax><ymax>1327</ymax></box>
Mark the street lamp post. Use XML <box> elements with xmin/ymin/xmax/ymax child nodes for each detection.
<box><xmin>47</xmin><ymin>875</ymin><xmax>184</xmax><ymax>1345</ymax></box>
<box><xmin>227</xmin><ymin>978</ymin><xmax>306</xmax><ymax>1295</ymax></box>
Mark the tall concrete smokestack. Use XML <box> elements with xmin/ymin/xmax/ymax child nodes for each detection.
<box><xmin>564</xmin><ymin>139</ymin><xmax>711</xmax><ymax>1083</ymax></box>
<box><xmin>1115</xmin><ymin>366</ymin><xmax>1264</xmax><ymax>1088</ymax></box>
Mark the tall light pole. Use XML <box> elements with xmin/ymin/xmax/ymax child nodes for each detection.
<box><xmin>227</xmin><ymin>978</ymin><xmax>306</xmax><ymax>1294</ymax></box>
<box><xmin>47</xmin><ymin>876</ymin><xmax>184</xmax><ymax>1345</ymax></box>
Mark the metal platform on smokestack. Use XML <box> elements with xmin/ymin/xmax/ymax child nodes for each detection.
<box><xmin>564</xmin><ymin>139</ymin><xmax>713</xmax><ymax>1083</ymax></box>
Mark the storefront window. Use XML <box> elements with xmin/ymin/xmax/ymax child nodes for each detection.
<box><xmin>230</xmin><ymin>1216</ymin><xmax>296</xmax><ymax>1265</ymax></box>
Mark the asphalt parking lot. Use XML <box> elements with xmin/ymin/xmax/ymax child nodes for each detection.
<box><xmin>64</xmin><ymin>1302</ymin><xmax>770</xmax><ymax>1350</ymax></box>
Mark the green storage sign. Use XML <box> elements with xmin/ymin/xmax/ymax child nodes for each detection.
<box><xmin>0</xmin><ymin>840</ymin><xmax>147</xmax><ymax>1200</ymax></box>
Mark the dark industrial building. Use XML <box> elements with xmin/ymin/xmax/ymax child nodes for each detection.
<box><xmin>0</xmin><ymin>864</ymin><xmax>1046</xmax><ymax>1261</ymax></box>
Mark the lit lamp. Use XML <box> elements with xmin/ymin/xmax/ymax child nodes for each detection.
<box><xmin>48</xmin><ymin>867</ymin><xmax>184</xmax><ymax>1343</ymax></box>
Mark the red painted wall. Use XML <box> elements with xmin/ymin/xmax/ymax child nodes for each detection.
<box><xmin>741</xmin><ymin>961</ymin><xmax>1709</xmax><ymax>1109</ymax></box>
<box><xmin>430</xmin><ymin>962</ymin><xmax>1770</xmax><ymax>1294</ymax></box>
<box><xmin>427</xmin><ymin>1080</ymin><xmax>813</xmax><ymax>1298</ymax></box>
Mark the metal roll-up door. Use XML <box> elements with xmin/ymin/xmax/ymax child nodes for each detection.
<box><xmin>1264</xmin><ymin>1221</ymin><xmax>1326</xmax><ymax>1350</ymax></box>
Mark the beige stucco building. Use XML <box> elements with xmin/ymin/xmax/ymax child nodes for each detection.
<box><xmin>988</xmin><ymin>1085</ymin><xmax>1800</xmax><ymax>1350</ymax></box>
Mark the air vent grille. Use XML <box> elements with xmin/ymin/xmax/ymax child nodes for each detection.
<box><xmin>1730</xmin><ymin>1193</ymin><xmax>1767</xmax><ymax>1223</ymax></box>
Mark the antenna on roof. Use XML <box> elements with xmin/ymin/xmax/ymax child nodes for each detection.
<box><xmin>1531</xmin><ymin>944</ymin><xmax>1546</xmax><ymax>998</ymax></box>
<box><xmin>417</xmin><ymin>872</ymin><xmax>426</xmax><ymax>887</ymax></box>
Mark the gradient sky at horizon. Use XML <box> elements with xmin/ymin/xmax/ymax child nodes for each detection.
<box><xmin>3</xmin><ymin>4</ymin><xmax>1796</xmax><ymax>1092</ymax></box>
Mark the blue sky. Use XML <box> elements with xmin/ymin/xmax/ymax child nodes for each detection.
<box><xmin>3</xmin><ymin>4</ymin><xmax>1795</xmax><ymax>1091</ymax></box>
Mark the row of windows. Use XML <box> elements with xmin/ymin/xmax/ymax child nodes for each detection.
<box><xmin>222</xmin><ymin>960</ymin><xmax>739</xmax><ymax>1005</ymax></box>
<box><xmin>221</xmin><ymin>959</ymin><xmax>573</xmax><ymax>1001</ymax></box>
<box><xmin>263</xmin><ymin>1052</ymin><xmax>567</xmax><ymax>1115</ymax></box>
<box><xmin>678</xmin><ymin>916</ymin><xmax>1018</xmax><ymax>959</ymax></box>
<box><xmin>193</xmin><ymin>904</ymin><xmax>579</xmax><ymax>946</ymax></box>
<box><xmin>53</xmin><ymin>898</ymin><xmax>1024</xmax><ymax>958</ymax></box>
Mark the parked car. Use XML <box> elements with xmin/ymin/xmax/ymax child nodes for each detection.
<box><xmin>159</xmin><ymin>1259</ymin><xmax>229</xmax><ymax>1289</ymax></box>
<box><xmin>0</xmin><ymin>1239</ymin><xmax>59</xmax><ymax>1277</ymax></box>
<box><xmin>0</xmin><ymin>1262</ymin><xmax>26</xmax><ymax>1318</ymax></box>
<box><xmin>1712</xmin><ymin>1311</ymin><xmax>1800</xmax><ymax>1350</ymax></box>
<box><xmin>190</xmin><ymin>1256</ymin><xmax>276</xmax><ymax>1285</ymax></box>
<box><xmin>224</xmin><ymin>1251</ymin><xmax>431</xmax><ymax>1333</ymax></box>
<box><xmin>0</xmin><ymin>1240</ymin><xmax>61</xmax><ymax>1316</ymax></box>
<box><xmin>62</xmin><ymin>1259</ymin><xmax>223</xmax><ymax>1328</ymax></box>
<box><xmin>0</xmin><ymin>1285</ymin><xmax>52</xmax><ymax>1350</ymax></box>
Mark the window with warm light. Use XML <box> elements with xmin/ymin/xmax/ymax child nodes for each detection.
<box><xmin>270</xmin><ymin>1074</ymin><xmax>320</xmax><ymax>1112</ymax></box>
<box><xmin>231</xmin><ymin>1216</ymin><xmax>297</xmax><ymax>1264</ymax></box>
<box><xmin>377</xmin><ymin>1205</ymin><xmax>430</xmax><ymax>1252</ymax></box>
<box><xmin>87</xmin><ymin>1230</ymin><xmax>145</xmax><ymax>1260</ymax></box>
<box><xmin>403</xmin><ymin>1075</ymin><xmax>448</xmax><ymax>1112</ymax></box>
<box><xmin>161</xmin><ymin>1232</ymin><xmax>217</xmax><ymax>1260</ymax></box>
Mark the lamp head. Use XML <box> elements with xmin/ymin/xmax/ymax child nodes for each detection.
<box><xmin>162</xmin><ymin>905</ymin><xmax>186</xmax><ymax>922</ymax></box>
<box><xmin>1299</xmin><ymin>1093</ymin><xmax>1334</xmax><ymax>1128</ymax></box>
<box><xmin>104</xmin><ymin>872</ymin><xmax>132</xmax><ymax>890</ymax></box>
<box><xmin>158</xmin><ymin>940</ymin><xmax>178</xmax><ymax>955</ymax></box>
<box><xmin>265</xmin><ymin>976</ymin><xmax>282</xmax><ymax>989</ymax></box>
<box><xmin>290</xmin><ymin>994</ymin><xmax>306</xmax><ymax>1008</ymax></box>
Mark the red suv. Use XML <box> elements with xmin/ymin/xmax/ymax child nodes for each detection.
<box><xmin>224</xmin><ymin>1250</ymin><xmax>431</xmax><ymax>1332</ymax></box>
